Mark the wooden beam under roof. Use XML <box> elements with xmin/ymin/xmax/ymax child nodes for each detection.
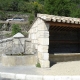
<box><xmin>47</xmin><ymin>21</ymin><xmax>80</xmax><ymax>28</ymax></box>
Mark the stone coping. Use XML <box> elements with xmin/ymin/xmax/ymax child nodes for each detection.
<box><xmin>0</xmin><ymin>37</ymin><xmax>13</xmax><ymax>43</ymax></box>
<box><xmin>0</xmin><ymin>72</ymin><xmax>80</xmax><ymax>80</ymax></box>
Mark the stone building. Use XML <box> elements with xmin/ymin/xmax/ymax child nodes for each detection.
<box><xmin>29</xmin><ymin>14</ymin><xmax>80</xmax><ymax>68</ymax></box>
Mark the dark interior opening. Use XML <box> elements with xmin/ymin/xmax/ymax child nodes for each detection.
<box><xmin>49</xmin><ymin>26</ymin><xmax>80</xmax><ymax>54</ymax></box>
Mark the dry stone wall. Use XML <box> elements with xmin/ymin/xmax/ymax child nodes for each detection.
<box><xmin>0</xmin><ymin>38</ymin><xmax>33</xmax><ymax>62</ymax></box>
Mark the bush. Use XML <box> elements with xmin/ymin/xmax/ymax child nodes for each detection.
<box><xmin>28</xmin><ymin>14</ymin><xmax>35</xmax><ymax>24</ymax></box>
<box><xmin>0</xmin><ymin>11</ymin><xmax>7</xmax><ymax>20</ymax></box>
<box><xmin>11</xmin><ymin>24</ymin><xmax>21</xmax><ymax>35</ymax></box>
<box><xmin>36</xmin><ymin>62</ymin><xmax>41</xmax><ymax>68</ymax></box>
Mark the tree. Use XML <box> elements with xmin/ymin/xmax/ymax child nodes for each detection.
<box><xmin>33</xmin><ymin>1</ymin><xmax>44</xmax><ymax>16</ymax></box>
<box><xmin>18</xmin><ymin>1</ymin><xmax>27</xmax><ymax>12</ymax></box>
<box><xmin>44</xmin><ymin>0</ymin><xmax>80</xmax><ymax>17</ymax></box>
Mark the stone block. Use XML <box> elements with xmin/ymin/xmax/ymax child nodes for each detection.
<box><xmin>43</xmin><ymin>76</ymin><xmax>55</xmax><ymax>80</ymax></box>
<box><xmin>32</xmin><ymin>40</ymin><xmax>37</xmax><ymax>44</ymax></box>
<box><xmin>37</xmin><ymin>18</ymin><xmax>45</xmax><ymax>24</ymax></box>
<box><xmin>37</xmin><ymin>31</ymin><xmax>49</xmax><ymax>38</ymax></box>
<box><xmin>35</xmin><ymin>44</ymin><xmax>38</xmax><ymax>49</ymax></box>
<box><xmin>16</xmin><ymin>74</ymin><xmax>26</xmax><ymax>80</ymax></box>
<box><xmin>26</xmin><ymin>75</ymin><xmax>42</xmax><ymax>80</ymax></box>
<box><xmin>43</xmin><ymin>53</ymin><xmax>49</xmax><ymax>60</ymax></box>
<box><xmin>71</xmin><ymin>76</ymin><xmax>80</xmax><ymax>80</ymax></box>
<box><xmin>13</xmin><ymin>39</ymin><xmax>19</xmax><ymax>44</ymax></box>
<box><xmin>38</xmin><ymin>45</ymin><xmax>48</xmax><ymax>53</ymax></box>
<box><xmin>33</xmin><ymin>28</ymin><xmax>38</xmax><ymax>33</ymax></box>
<box><xmin>40</xmin><ymin>60</ymin><xmax>50</xmax><ymax>68</ymax></box>
<box><xmin>38</xmin><ymin>52</ymin><xmax>49</xmax><ymax>60</ymax></box>
<box><xmin>1</xmin><ymin>72</ymin><xmax>15</xmax><ymax>79</ymax></box>
<box><xmin>31</xmin><ymin>34</ymin><xmax>36</xmax><ymax>39</ymax></box>
<box><xmin>38</xmin><ymin>38</ymin><xmax>49</xmax><ymax>45</ymax></box>
<box><xmin>60</xmin><ymin>76</ymin><xmax>71</xmax><ymax>80</ymax></box>
<box><xmin>38</xmin><ymin>22</ymin><xmax>49</xmax><ymax>31</ymax></box>
<box><xmin>38</xmin><ymin>52</ymin><xmax>43</xmax><ymax>60</ymax></box>
<box><xmin>1</xmin><ymin>55</ymin><xmax>37</xmax><ymax>66</ymax></box>
<box><xmin>43</xmin><ymin>76</ymin><xmax>72</xmax><ymax>80</ymax></box>
<box><xmin>13</xmin><ymin>38</ymin><xmax>26</xmax><ymax>44</ymax></box>
<box><xmin>1</xmin><ymin>55</ymin><xmax>16</xmax><ymax>66</ymax></box>
<box><xmin>35</xmin><ymin>40</ymin><xmax>38</xmax><ymax>44</ymax></box>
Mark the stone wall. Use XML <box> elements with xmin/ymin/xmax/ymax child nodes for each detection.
<box><xmin>0</xmin><ymin>38</ymin><xmax>13</xmax><ymax>62</ymax></box>
<box><xmin>2</xmin><ymin>54</ymin><xmax>37</xmax><ymax>66</ymax></box>
<box><xmin>29</xmin><ymin>18</ymin><xmax>50</xmax><ymax>68</ymax></box>
<box><xmin>0</xmin><ymin>38</ymin><xmax>34</xmax><ymax>62</ymax></box>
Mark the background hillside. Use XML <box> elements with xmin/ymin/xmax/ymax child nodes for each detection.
<box><xmin>0</xmin><ymin>0</ymin><xmax>80</xmax><ymax>20</ymax></box>
<box><xmin>0</xmin><ymin>0</ymin><xmax>80</xmax><ymax>39</ymax></box>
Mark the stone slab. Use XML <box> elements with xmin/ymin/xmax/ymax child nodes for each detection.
<box><xmin>26</xmin><ymin>75</ymin><xmax>42</xmax><ymax>80</ymax></box>
<box><xmin>43</xmin><ymin>76</ymin><xmax>55</xmax><ymax>80</ymax></box>
<box><xmin>16</xmin><ymin>74</ymin><xmax>26</xmax><ymax>80</ymax></box>
<box><xmin>1</xmin><ymin>55</ymin><xmax>37</xmax><ymax>66</ymax></box>
<box><xmin>1</xmin><ymin>72</ymin><xmax>15</xmax><ymax>79</ymax></box>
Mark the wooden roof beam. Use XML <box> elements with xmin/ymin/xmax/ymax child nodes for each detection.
<box><xmin>47</xmin><ymin>21</ymin><xmax>80</xmax><ymax>28</ymax></box>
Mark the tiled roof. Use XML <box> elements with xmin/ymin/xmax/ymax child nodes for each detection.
<box><xmin>37</xmin><ymin>14</ymin><xmax>80</xmax><ymax>24</ymax></box>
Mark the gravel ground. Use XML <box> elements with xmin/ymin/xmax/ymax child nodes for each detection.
<box><xmin>0</xmin><ymin>61</ymin><xmax>80</xmax><ymax>79</ymax></box>
<box><xmin>37</xmin><ymin>61</ymin><xmax>80</xmax><ymax>75</ymax></box>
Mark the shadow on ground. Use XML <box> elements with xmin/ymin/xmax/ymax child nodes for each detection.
<box><xmin>50</xmin><ymin>61</ymin><xmax>57</xmax><ymax>67</ymax></box>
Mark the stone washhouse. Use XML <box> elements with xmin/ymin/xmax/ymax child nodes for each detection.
<box><xmin>29</xmin><ymin>14</ymin><xmax>80</xmax><ymax>68</ymax></box>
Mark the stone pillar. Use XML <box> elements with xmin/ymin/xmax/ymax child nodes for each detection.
<box><xmin>29</xmin><ymin>18</ymin><xmax>50</xmax><ymax>67</ymax></box>
<box><xmin>37</xmin><ymin>21</ymin><xmax>50</xmax><ymax>68</ymax></box>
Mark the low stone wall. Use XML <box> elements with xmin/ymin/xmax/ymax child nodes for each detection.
<box><xmin>1</xmin><ymin>54</ymin><xmax>37</xmax><ymax>66</ymax></box>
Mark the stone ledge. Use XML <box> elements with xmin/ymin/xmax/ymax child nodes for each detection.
<box><xmin>16</xmin><ymin>74</ymin><xmax>26</xmax><ymax>80</ymax></box>
<box><xmin>0</xmin><ymin>73</ymin><xmax>80</xmax><ymax>80</ymax></box>
<box><xmin>1</xmin><ymin>54</ymin><xmax>37</xmax><ymax>66</ymax></box>
<box><xmin>50</xmin><ymin>53</ymin><xmax>80</xmax><ymax>62</ymax></box>
<box><xmin>1</xmin><ymin>72</ymin><xmax>16</xmax><ymax>79</ymax></box>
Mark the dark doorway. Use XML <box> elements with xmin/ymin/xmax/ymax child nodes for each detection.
<box><xmin>49</xmin><ymin>26</ymin><xmax>80</xmax><ymax>54</ymax></box>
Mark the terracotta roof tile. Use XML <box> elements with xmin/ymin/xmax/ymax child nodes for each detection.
<box><xmin>37</xmin><ymin>14</ymin><xmax>80</xmax><ymax>24</ymax></box>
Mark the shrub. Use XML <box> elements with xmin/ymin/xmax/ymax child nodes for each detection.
<box><xmin>11</xmin><ymin>24</ymin><xmax>21</xmax><ymax>35</ymax></box>
<box><xmin>0</xmin><ymin>11</ymin><xmax>7</xmax><ymax>20</ymax></box>
<box><xmin>28</xmin><ymin>14</ymin><xmax>35</xmax><ymax>24</ymax></box>
<box><xmin>36</xmin><ymin>62</ymin><xmax>41</xmax><ymax>68</ymax></box>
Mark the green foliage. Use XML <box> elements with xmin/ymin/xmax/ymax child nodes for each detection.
<box><xmin>33</xmin><ymin>1</ymin><xmax>44</xmax><ymax>16</ymax></box>
<box><xmin>28</xmin><ymin>14</ymin><xmax>35</xmax><ymax>24</ymax></box>
<box><xmin>11</xmin><ymin>24</ymin><xmax>21</xmax><ymax>35</ymax></box>
<box><xmin>0</xmin><ymin>0</ymin><xmax>80</xmax><ymax>18</ymax></box>
<box><xmin>5</xmin><ymin>33</ymin><xmax>12</xmax><ymax>37</ymax></box>
<box><xmin>36</xmin><ymin>62</ymin><xmax>41</xmax><ymax>68</ymax></box>
<box><xmin>0</xmin><ymin>11</ymin><xmax>7</xmax><ymax>20</ymax></box>
<box><xmin>44</xmin><ymin>0</ymin><xmax>80</xmax><ymax>17</ymax></box>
